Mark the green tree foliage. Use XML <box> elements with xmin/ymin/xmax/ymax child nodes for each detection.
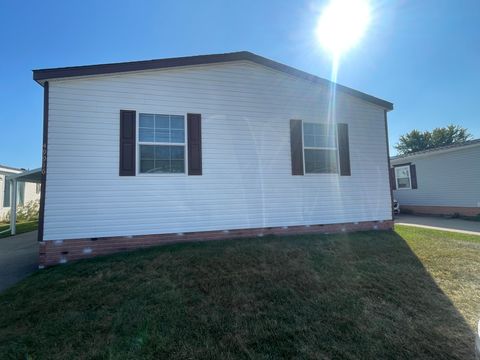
<box><xmin>395</xmin><ymin>125</ymin><xmax>472</xmax><ymax>155</ymax></box>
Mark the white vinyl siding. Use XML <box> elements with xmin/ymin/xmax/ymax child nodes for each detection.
<box><xmin>43</xmin><ymin>61</ymin><xmax>392</xmax><ymax>241</ymax></box>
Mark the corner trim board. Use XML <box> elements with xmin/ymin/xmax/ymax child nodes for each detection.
<box><xmin>384</xmin><ymin>110</ymin><xmax>394</xmax><ymax>220</ymax></box>
<box><xmin>37</xmin><ymin>81</ymin><xmax>49</xmax><ymax>242</ymax></box>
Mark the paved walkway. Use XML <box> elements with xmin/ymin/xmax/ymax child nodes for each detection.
<box><xmin>0</xmin><ymin>231</ymin><xmax>38</xmax><ymax>292</ymax></box>
<box><xmin>395</xmin><ymin>214</ymin><xmax>480</xmax><ymax>236</ymax></box>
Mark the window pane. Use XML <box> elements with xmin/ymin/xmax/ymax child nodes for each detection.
<box><xmin>171</xmin><ymin>160</ymin><xmax>184</xmax><ymax>173</ymax></box>
<box><xmin>170</xmin><ymin>130</ymin><xmax>185</xmax><ymax>143</ymax></box>
<box><xmin>3</xmin><ymin>180</ymin><xmax>10</xmax><ymax>207</ymax></box>
<box><xmin>170</xmin><ymin>146</ymin><xmax>184</xmax><ymax>160</ymax></box>
<box><xmin>140</xmin><ymin>160</ymin><xmax>155</xmax><ymax>173</ymax></box>
<box><xmin>140</xmin><ymin>114</ymin><xmax>185</xmax><ymax>144</ymax></box>
<box><xmin>155</xmin><ymin>129</ymin><xmax>170</xmax><ymax>143</ymax></box>
<box><xmin>139</xmin><ymin>114</ymin><xmax>154</xmax><ymax>128</ymax></box>
<box><xmin>170</xmin><ymin>116</ymin><xmax>185</xmax><ymax>129</ymax></box>
<box><xmin>305</xmin><ymin>149</ymin><xmax>338</xmax><ymax>173</ymax></box>
<box><xmin>304</xmin><ymin>134</ymin><xmax>315</xmax><ymax>147</ymax></box>
<box><xmin>139</xmin><ymin>145</ymin><xmax>185</xmax><ymax>174</ymax></box>
<box><xmin>155</xmin><ymin>115</ymin><xmax>169</xmax><ymax>129</ymax></box>
<box><xmin>154</xmin><ymin>145</ymin><xmax>170</xmax><ymax>160</ymax></box>
<box><xmin>316</xmin><ymin>135</ymin><xmax>336</xmax><ymax>148</ymax></box>
<box><xmin>395</xmin><ymin>167</ymin><xmax>410</xmax><ymax>179</ymax></box>
<box><xmin>303</xmin><ymin>122</ymin><xmax>336</xmax><ymax>149</ymax></box>
<box><xmin>153</xmin><ymin>160</ymin><xmax>170</xmax><ymax>173</ymax></box>
<box><xmin>139</xmin><ymin>128</ymin><xmax>154</xmax><ymax>142</ymax></box>
<box><xmin>140</xmin><ymin>145</ymin><xmax>154</xmax><ymax>159</ymax></box>
<box><xmin>18</xmin><ymin>182</ymin><xmax>25</xmax><ymax>206</ymax></box>
<box><xmin>303</xmin><ymin>122</ymin><xmax>314</xmax><ymax>136</ymax></box>
<box><xmin>397</xmin><ymin>177</ymin><xmax>411</xmax><ymax>189</ymax></box>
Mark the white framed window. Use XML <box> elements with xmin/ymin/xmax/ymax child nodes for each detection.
<box><xmin>395</xmin><ymin>165</ymin><xmax>411</xmax><ymax>189</ymax></box>
<box><xmin>303</xmin><ymin>122</ymin><xmax>338</xmax><ymax>174</ymax></box>
<box><xmin>137</xmin><ymin>113</ymin><xmax>186</xmax><ymax>174</ymax></box>
<box><xmin>3</xmin><ymin>178</ymin><xmax>10</xmax><ymax>208</ymax></box>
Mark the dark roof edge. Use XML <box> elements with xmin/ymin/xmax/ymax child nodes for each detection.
<box><xmin>33</xmin><ymin>51</ymin><xmax>393</xmax><ymax>110</ymax></box>
<box><xmin>391</xmin><ymin>138</ymin><xmax>480</xmax><ymax>161</ymax></box>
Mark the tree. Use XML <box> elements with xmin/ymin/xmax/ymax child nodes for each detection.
<box><xmin>395</xmin><ymin>125</ymin><xmax>472</xmax><ymax>155</ymax></box>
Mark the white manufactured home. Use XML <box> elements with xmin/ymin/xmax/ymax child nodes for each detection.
<box><xmin>33</xmin><ymin>51</ymin><xmax>394</xmax><ymax>266</ymax></box>
<box><xmin>391</xmin><ymin>139</ymin><xmax>480</xmax><ymax>216</ymax></box>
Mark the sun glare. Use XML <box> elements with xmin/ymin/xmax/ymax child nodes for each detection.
<box><xmin>316</xmin><ymin>0</ymin><xmax>371</xmax><ymax>57</ymax></box>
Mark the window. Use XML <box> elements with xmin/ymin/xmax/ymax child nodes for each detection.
<box><xmin>395</xmin><ymin>165</ymin><xmax>411</xmax><ymax>189</ymax></box>
<box><xmin>3</xmin><ymin>179</ymin><xmax>10</xmax><ymax>207</ymax></box>
<box><xmin>138</xmin><ymin>113</ymin><xmax>185</xmax><ymax>174</ymax></box>
<box><xmin>1</xmin><ymin>180</ymin><xmax>25</xmax><ymax>207</ymax></box>
<box><xmin>303</xmin><ymin>122</ymin><xmax>338</xmax><ymax>173</ymax></box>
<box><xmin>18</xmin><ymin>182</ymin><xmax>25</xmax><ymax>206</ymax></box>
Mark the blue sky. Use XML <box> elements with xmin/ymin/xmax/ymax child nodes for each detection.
<box><xmin>1</xmin><ymin>0</ymin><xmax>479</xmax><ymax>169</ymax></box>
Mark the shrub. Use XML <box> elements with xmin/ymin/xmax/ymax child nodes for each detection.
<box><xmin>1</xmin><ymin>200</ymin><xmax>39</xmax><ymax>223</ymax></box>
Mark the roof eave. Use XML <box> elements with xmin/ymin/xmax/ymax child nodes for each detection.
<box><xmin>32</xmin><ymin>51</ymin><xmax>393</xmax><ymax>111</ymax></box>
<box><xmin>391</xmin><ymin>140</ymin><xmax>480</xmax><ymax>161</ymax></box>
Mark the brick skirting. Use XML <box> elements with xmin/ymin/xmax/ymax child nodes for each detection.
<box><xmin>401</xmin><ymin>205</ymin><xmax>480</xmax><ymax>217</ymax></box>
<box><xmin>39</xmin><ymin>220</ymin><xmax>394</xmax><ymax>267</ymax></box>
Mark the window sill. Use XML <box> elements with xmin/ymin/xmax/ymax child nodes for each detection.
<box><xmin>303</xmin><ymin>173</ymin><xmax>339</xmax><ymax>176</ymax></box>
<box><xmin>136</xmin><ymin>173</ymin><xmax>187</xmax><ymax>177</ymax></box>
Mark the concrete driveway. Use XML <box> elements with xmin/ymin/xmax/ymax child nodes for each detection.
<box><xmin>395</xmin><ymin>214</ymin><xmax>480</xmax><ymax>235</ymax></box>
<box><xmin>0</xmin><ymin>231</ymin><xmax>38</xmax><ymax>292</ymax></box>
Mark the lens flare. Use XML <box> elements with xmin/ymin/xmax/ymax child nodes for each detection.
<box><xmin>316</xmin><ymin>0</ymin><xmax>371</xmax><ymax>57</ymax></box>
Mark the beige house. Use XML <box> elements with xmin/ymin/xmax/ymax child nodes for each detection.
<box><xmin>0</xmin><ymin>164</ymin><xmax>40</xmax><ymax>221</ymax></box>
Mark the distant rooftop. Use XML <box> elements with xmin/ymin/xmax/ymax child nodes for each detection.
<box><xmin>391</xmin><ymin>138</ymin><xmax>480</xmax><ymax>161</ymax></box>
<box><xmin>0</xmin><ymin>164</ymin><xmax>25</xmax><ymax>172</ymax></box>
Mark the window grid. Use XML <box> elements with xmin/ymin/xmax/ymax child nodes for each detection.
<box><xmin>138</xmin><ymin>113</ymin><xmax>186</xmax><ymax>174</ymax></box>
<box><xmin>302</xmin><ymin>122</ymin><xmax>339</xmax><ymax>174</ymax></box>
<box><xmin>395</xmin><ymin>165</ymin><xmax>411</xmax><ymax>189</ymax></box>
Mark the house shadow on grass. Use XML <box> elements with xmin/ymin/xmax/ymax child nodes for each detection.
<box><xmin>300</xmin><ymin>230</ymin><xmax>476</xmax><ymax>360</ymax></box>
<box><xmin>0</xmin><ymin>230</ymin><xmax>476</xmax><ymax>359</ymax></box>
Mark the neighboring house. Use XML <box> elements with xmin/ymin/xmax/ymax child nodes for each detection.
<box><xmin>390</xmin><ymin>139</ymin><xmax>480</xmax><ymax>216</ymax></box>
<box><xmin>0</xmin><ymin>164</ymin><xmax>41</xmax><ymax>221</ymax></box>
<box><xmin>33</xmin><ymin>51</ymin><xmax>394</xmax><ymax>267</ymax></box>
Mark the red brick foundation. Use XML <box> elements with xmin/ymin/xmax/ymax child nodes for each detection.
<box><xmin>401</xmin><ymin>205</ymin><xmax>480</xmax><ymax>217</ymax></box>
<box><xmin>39</xmin><ymin>220</ymin><xmax>394</xmax><ymax>267</ymax></box>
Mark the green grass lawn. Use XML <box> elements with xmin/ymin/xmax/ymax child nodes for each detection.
<box><xmin>0</xmin><ymin>220</ymin><xmax>38</xmax><ymax>239</ymax></box>
<box><xmin>0</xmin><ymin>226</ymin><xmax>478</xmax><ymax>359</ymax></box>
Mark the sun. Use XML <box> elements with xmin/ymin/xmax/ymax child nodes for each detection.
<box><xmin>315</xmin><ymin>0</ymin><xmax>371</xmax><ymax>58</ymax></box>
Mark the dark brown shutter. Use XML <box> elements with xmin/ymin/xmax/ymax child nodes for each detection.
<box><xmin>410</xmin><ymin>164</ymin><xmax>417</xmax><ymax>189</ymax></box>
<box><xmin>119</xmin><ymin>110</ymin><xmax>136</xmax><ymax>176</ymax></box>
<box><xmin>389</xmin><ymin>168</ymin><xmax>396</xmax><ymax>190</ymax></box>
<box><xmin>337</xmin><ymin>123</ymin><xmax>351</xmax><ymax>176</ymax></box>
<box><xmin>290</xmin><ymin>119</ymin><xmax>304</xmax><ymax>175</ymax></box>
<box><xmin>187</xmin><ymin>113</ymin><xmax>202</xmax><ymax>175</ymax></box>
